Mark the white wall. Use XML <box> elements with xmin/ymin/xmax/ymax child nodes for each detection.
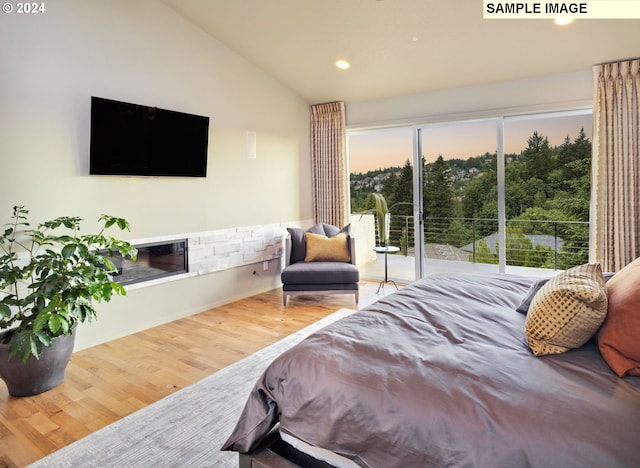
<box><xmin>346</xmin><ymin>70</ymin><xmax>593</xmax><ymax>128</ymax></box>
<box><xmin>0</xmin><ymin>0</ymin><xmax>312</xmax><ymax>349</ymax></box>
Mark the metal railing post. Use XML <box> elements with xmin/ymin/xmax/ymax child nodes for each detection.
<box><xmin>472</xmin><ymin>218</ymin><xmax>476</xmax><ymax>264</ymax></box>
<box><xmin>405</xmin><ymin>216</ymin><xmax>409</xmax><ymax>256</ymax></box>
<box><xmin>554</xmin><ymin>221</ymin><xmax>558</xmax><ymax>270</ymax></box>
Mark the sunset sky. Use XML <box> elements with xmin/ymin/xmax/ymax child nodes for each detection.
<box><xmin>348</xmin><ymin>113</ymin><xmax>592</xmax><ymax>173</ymax></box>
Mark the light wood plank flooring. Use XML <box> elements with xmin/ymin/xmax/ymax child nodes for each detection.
<box><xmin>0</xmin><ymin>281</ymin><xmax>398</xmax><ymax>468</ymax></box>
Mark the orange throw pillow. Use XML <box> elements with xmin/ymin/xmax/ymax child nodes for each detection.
<box><xmin>598</xmin><ymin>257</ymin><xmax>640</xmax><ymax>377</ymax></box>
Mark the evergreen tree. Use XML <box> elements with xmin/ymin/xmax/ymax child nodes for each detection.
<box><xmin>558</xmin><ymin>127</ymin><xmax>590</xmax><ymax>176</ymax></box>
<box><xmin>392</xmin><ymin>160</ymin><xmax>414</xmax><ymax>216</ymax></box>
<box><xmin>424</xmin><ymin>155</ymin><xmax>454</xmax><ymax>244</ymax></box>
<box><xmin>381</xmin><ymin>171</ymin><xmax>399</xmax><ymax>207</ymax></box>
<box><xmin>521</xmin><ymin>131</ymin><xmax>555</xmax><ymax>182</ymax></box>
<box><xmin>424</xmin><ymin>155</ymin><xmax>454</xmax><ymax>219</ymax></box>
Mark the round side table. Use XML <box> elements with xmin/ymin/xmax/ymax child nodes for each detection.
<box><xmin>373</xmin><ymin>245</ymin><xmax>400</xmax><ymax>293</ymax></box>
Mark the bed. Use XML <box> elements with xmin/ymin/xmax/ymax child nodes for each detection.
<box><xmin>222</xmin><ymin>270</ymin><xmax>640</xmax><ymax>467</ymax></box>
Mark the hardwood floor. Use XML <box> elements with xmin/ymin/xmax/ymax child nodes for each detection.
<box><xmin>0</xmin><ymin>281</ymin><xmax>397</xmax><ymax>468</ymax></box>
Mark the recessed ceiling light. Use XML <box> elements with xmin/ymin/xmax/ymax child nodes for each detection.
<box><xmin>554</xmin><ymin>18</ymin><xmax>575</xmax><ymax>25</ymax></box>
<box><xmin>336</xmin><ymin>60</ymin><xmax>351</xmax><ymax>70</ymax></box>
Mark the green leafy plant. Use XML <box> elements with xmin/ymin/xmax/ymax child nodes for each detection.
<box><xmin>0</xmin><ymin>206</ymin><xmax>137</xmax><ymax>362</ymax></box>
<box><xmin>365</xmin><ymin>193</ymin><xmax>390</xmax><ymax>245</ymax></box>
<box><xmin>360</xmin><ymin>193</ymin><xmax>413</xmax><ymax>246</ymax></box>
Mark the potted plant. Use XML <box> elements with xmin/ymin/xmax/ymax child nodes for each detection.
<box><xmin>0</xmin><ymin>206</ymin><xmax>137</xmax><ymax>396</ymax></box>
<box><xmin>361</xmin><ymin>193</ymin><xmax>414</xmax><ymax>247</ymax></box>
<box><xmin>362</xmin><ymin>193</ymin><xmax>391</xmax><ymax>246</ymax></box>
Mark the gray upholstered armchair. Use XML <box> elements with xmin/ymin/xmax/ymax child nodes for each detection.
<box><xmin>281</xmin><ymin>223</ymin><xmax>359</xmax><ymax>306</ymax></box>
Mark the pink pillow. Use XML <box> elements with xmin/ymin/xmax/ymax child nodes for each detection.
<box><xmin>598</xmin><ymin>256</ymin><xmax>640</xmax><ymax>377</ymax></box>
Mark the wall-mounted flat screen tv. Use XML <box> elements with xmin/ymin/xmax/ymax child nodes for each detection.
<box><xmin>90</xmin><ymin>96</ymin><xmax>209</xmax><ymax>177</ymax></box>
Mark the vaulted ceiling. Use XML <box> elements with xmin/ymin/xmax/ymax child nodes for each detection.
<box><xmin>161</xmin><ymin>0</ymin><xmax>640</xmax><ymax>104</ymax></box>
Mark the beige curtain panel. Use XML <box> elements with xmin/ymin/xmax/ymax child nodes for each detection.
<box><xmin>310</xmin><ymin>101</ymin><xmax>348</xmax><ymax>228</ymax></box>
<box><xmin>591</xmin><ymin>59</ymin><xmax>640</xmax><ymax>272</ymax></box>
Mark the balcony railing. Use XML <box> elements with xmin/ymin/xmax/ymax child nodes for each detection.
<box><xmin>378</xmin><ymin>215</ymin><xmax>589</xmax><ymax>271</ymax></box>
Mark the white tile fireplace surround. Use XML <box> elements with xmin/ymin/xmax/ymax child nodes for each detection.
<box><xmin>124</xmin><ymin>221</ymin><xmax>311</xmax><ymax>290</ymax></box>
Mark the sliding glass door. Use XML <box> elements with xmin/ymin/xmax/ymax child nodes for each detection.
<box><xmin>348</xmin><ymin>109</ymin><xmax>592</xmax><ymax>283</ymax></box>
<box><xmin>417</xmin><ymin>120</ymin><xmax>501</xmax><ymax>277</ymax></box>
<box><xmin>503</xmin><ymin>111</ymin><xmax>592</xmax><ymax>273</ymax></box>
<box><xmin>348</xmin><ymin>127</ymin><xmax>416</xmax><ymax>283</ymax></box>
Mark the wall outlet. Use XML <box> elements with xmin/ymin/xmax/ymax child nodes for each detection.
<box><xmin>262</xmin><ymin>261</ymin><xmax>269</xmax><ymax>271</ymax></box>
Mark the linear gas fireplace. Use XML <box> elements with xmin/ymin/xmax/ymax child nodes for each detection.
<box><xmin>108</xmin><ymin>239</ymin><xmax>188</xmax><ymax>286</ymax></box>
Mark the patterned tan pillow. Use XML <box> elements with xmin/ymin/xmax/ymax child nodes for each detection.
<box><xmin>525</xmin><ymin>263</ymin><xmax>608</xmax><ymax>356</ymax></box>
<box><xmin>304</xmin><ymin>232</ymin><xmax>351</xmax><ymax>262</ymax></box>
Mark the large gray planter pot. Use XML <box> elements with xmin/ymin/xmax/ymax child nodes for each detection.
<box><xmin>0</xmin><ymin>330</ymin><xmax>76</xmax><ymax>397</ymax></box>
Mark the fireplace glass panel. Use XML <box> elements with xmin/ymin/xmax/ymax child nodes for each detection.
<box><xmin>108</xmin><ymin>239</ymin><xmax>188</xmax><ymax>286</ymax></box>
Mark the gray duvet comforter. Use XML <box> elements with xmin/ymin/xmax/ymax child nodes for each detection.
<box><xmin>222</xmin><ymin>273</ymin><xmax>640</xmax><ymax>467</ymax></box>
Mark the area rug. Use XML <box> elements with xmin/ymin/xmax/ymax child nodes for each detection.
<box><xmin>28</xmin><ymin>308</ymin><xmax>357</xmax><ymax>468</ymax></box>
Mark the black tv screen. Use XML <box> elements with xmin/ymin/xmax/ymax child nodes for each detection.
<box><xmin>90</xmin><ymin>97</ymin><xmax>209</xmax><ymax>177</ymax></box>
